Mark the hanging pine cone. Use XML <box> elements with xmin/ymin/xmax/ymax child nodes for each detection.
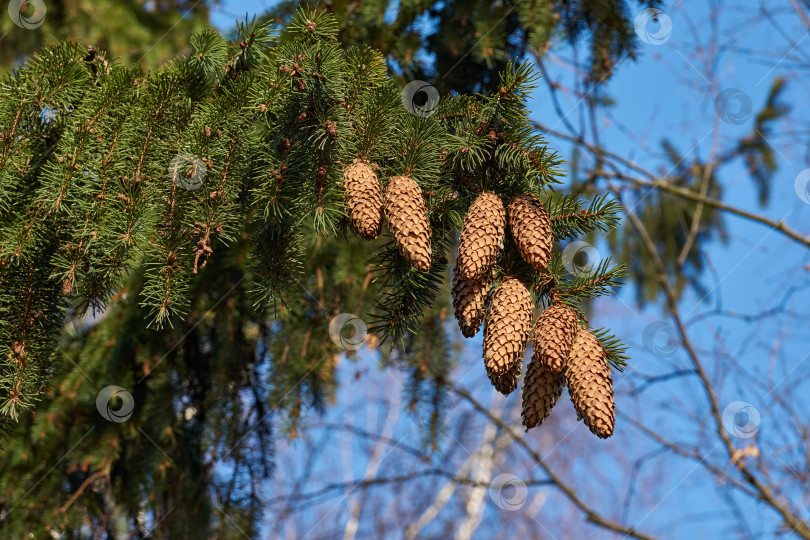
<box><xmin>483</xmin><ymin>277</ymin><xmax>533</xmax><ymax>377</ymax></box>
<box><xmin>521</xmin><ymin>360</ymin><xmax>564</xmax><ymax>431</ymax></box>
<box><xmin>451</xmin><ymin>265</ymin><xmax>490</xmax><ymax>338</ymax></box>
<box><xmin>457</xmin><ymin>192</ymin><xmax>506</xmax><ymax>280</ymax></box>
<box><xmin>533</xmin><ymin>303</ymin><xmax>579</xmax><ymax>373</ymax></box>
<box><xmin>384</xmin><ymin>175</ymin><xmax>432</xmax><ymax>272</ymax></box>
<box><xmin>565</xmin><ymin>328</ymin><xmax>616</xmax><ymax>439</ymax></box>
<box><xmin>489</xmin><ymin>360</ymin><xmax>522</xmax><ymax>396</ymax></box>
<box><xmin>342</xmin><ymin>161</ymin><xmax>383</xmax><ymax>239</ymax></box>
<box><xmin>508</xmin><ymin>194</ymin><xmax>552</xmax><ymax>272</ymax></box>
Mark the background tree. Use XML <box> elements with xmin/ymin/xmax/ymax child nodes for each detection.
<box><xmin>0</xmin><ymin>0</ymin><xmax>216</xmax><ymax>69</ymax></box>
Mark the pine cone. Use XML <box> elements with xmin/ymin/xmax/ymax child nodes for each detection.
<box><xmin>533</xmin><ymin>303</ymin><xmax>578</xmax><ymax>373</ymax></box>
<box><xmin>457</xmin><ymin>192</ymin><xmax>505</xmax><ymax>280</ymax></box>
<box><xmin>521</xmin><ymin>360</ymin><xmax>564</xmax><ymax>431</ymax></box>
<box><xmin>508</xmin><ymin>194</ymin><xmax>552</xmax><ymax>272</ymax></box>
<box><xmin>384</xmin><ymin>175</ymin><xmax>432</xmax><ymax>272</ymax></box>
<box><xmin>489</xmin><ymin>360</ymin><xmax>522</xmax><ymax>396</ymax></box>
<box><xmin>483</xmin><ymin>277</ymin><xmax>533</xmax><ymax>377</ymax></box>
<box><xmin>565</xmin><ymin>328</ymin><xmax>616</xmax><ymax>439</ymax></box>
<box><xmin>342</xmin><ymin>161</ymin><xmax>383</xmax><ymax>239</ymax></box>
<box><xmin>451</xmin><ymin>265</ymin><xmax>490</xmax><ymax>338</ymax></box>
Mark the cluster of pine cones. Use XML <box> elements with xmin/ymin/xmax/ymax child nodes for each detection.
<box><xmin>342</xmin><ymin>161</ymin><xmax>615</xmax><ymax>439</ymax></box>
<box><xmin>450</xmin><ymin>191</ymin><xmax>615</xmax><ymax>439</ymax></box>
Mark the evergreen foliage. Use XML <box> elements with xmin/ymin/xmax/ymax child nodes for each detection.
<box><xmin>268</xmin><ymin>0</ymin><xmax>663</xmax><ymax>92</ymax></box>
<box><xmin>0</xmin><ymin>7</ymin><xmax>629</xmax><ymax>420</ymax></box>
<box><xmin>0</xmin><ymin>9</ymin><xmax>628</xmax><ymax>535</ymax></box>
<box><xmin>0</xmin><ymin>0</ymin><xmax>213</xmax><ymax>70</ymax></box>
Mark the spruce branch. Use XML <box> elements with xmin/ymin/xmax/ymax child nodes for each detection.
<box><xmin>557</xmin><ymin>257</ymin><xmax>626</xmax><ymax>300</ymax></box>
<box><xmin>547</xmin><ymin>192</ymin><xmax>622</xmax><ymax>240</ymax></box>
<box><xmin>0</xmin><ymin>7</ymin><xmax>631</xmax><ymax>426</ymax></box>
<box><xmin>591</xmin><ymin>326</ymin><xmax>629</xmax><ymax>372</ymax></box>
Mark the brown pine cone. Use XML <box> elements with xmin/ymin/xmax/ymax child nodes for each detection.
<box><xmin>384</xmin><ymin>175</ymin><xmax>432</xmax><ymax>272</ymax></box>
<box><xmin>342</xmin><ymin>161</ymin><xmax>383</xmax><ymax>239</ymax></box>
<box><xmin>451</xmin><ymin>265</ymin><xmax>491</xmax><ymax>338</ymax></box>
<box><xmin>565</xmin><ymin>328</ymin><xmax>616</xmax><ymax>439</ymax></box>
<box><xmin>483</xmin><ymin>277</ymin><xmax>533</xmax><ymax>377</ymax></box>
<box><xmin>521</xmin><ymin>360</ymin><xmax>564</xmax><ymax>431</ymax></box>
<box><xmin>508</xmin><ymin>194</ymin><xmax>552</xmax><ymax>272</ymax></box>
<box><xmin>457</xmin><ymin>192</ymin><xmax>506</xmax><ymax>280</ymax></box>
<box><xmin>489</xmin><ymin>359</ymin><xmax>522</xmax><ymax>396</ymax></box>
<box><xmin>533</xmin><ymin>303</ymin><xmax>578</xmax><ymax>373</ymax></box>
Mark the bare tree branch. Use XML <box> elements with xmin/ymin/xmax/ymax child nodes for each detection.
<box><xmin>452</xmin><ymin>387</ymin><xmax>660</xmax><ymax>540</ymax></box>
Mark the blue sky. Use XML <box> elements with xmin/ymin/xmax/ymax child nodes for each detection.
<box><xmin>206</xmin><ymin>2</ymin><xmax>810</xmax><ymax>538</ymax></box>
